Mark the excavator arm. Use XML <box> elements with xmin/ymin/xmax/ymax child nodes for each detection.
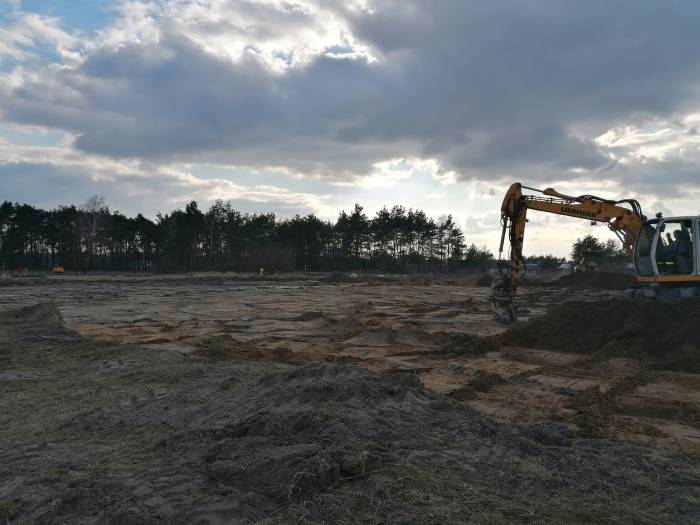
<box><xmin>491</xmin><ymin>182</ymin><xmax>645</xmax><ymax>323</ymax></box>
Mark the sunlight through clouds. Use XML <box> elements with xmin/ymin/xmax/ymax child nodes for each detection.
<box><xmin>1</xmin><ymin>1</ymin><xmax>700</xmax><ymax>255</ymax></box>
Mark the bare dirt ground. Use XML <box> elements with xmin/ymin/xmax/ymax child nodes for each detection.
<box><xmin>1</xmin><ymin>272</ymin><xmax>699</xmax><ymax>523</ymax></box>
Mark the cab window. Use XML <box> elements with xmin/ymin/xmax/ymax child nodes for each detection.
<box><xmin>655</xmin><ymin>220</ymin><xmax>694</xmax><ymax>275</ymax></box>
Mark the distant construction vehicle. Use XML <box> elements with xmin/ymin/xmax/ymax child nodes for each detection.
<box><xmin>575</xmin><ymin>250</ymin><xmax>604</xmax><ymax>273</ymax></box>
<box><xmin>491</xmin><ymin>182</ymin><xmax>700</xmax><ymax>323</ymax></box>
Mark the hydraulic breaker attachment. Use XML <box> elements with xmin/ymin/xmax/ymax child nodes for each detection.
<box><xmin>490</xmin><ymin>261</ymin><xmax>518</xmax><ymax>324</ymax></box>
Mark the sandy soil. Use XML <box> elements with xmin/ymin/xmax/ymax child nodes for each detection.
<box><xmin>1</xmin><ymin>273</ymin><xmax>696</xmax><ymax>454</ymax></box>
<box><xmin>1</xmin><ymin>273</ymin><xmax>699</xmax><ymax>523</ymax></box>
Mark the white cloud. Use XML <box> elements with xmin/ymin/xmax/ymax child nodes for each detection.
<box><xmin>1</xmin><ymin>0</ymin><xmax>700</xmax><ymax>255</ymax></box>
<box><xmin>589</xmin><ymin>115</ymin><xmax>700</xmax><ymax>201</ymax></box>
<box><xmin>344</xmin><ymin>157</ymin><xmax>455</xmax><ymax>188</ymax></box>
<box><xmin>424</xmin><ymin>192</ymin><xmax>445</xmax><ymax>200</ymax></box>
<box><xmin>0</xmin><ymin>11</ymin><xmax>79</xmax><ymax>63</ymax></box>
<box><xmin>86</xmin><ymin>0</ymin><xmax>373</xmax><ymax>72</ymax></box>
<box><xmin>8</xmin><ymin>0</ymin><xmax>700</xmax><ymax>183</ymax></box>
<box><xmin>0</xmin><ymin>137</ymin><xmax>330</xmax><ymax>215</ymax></box>
<box><xmin>596</xmin><ymin>115</ymin><xmax>700</xmax><ymax>164</ymax></box>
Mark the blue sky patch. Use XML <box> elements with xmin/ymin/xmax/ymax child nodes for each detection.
<box><xmin>20</xmin><ymin>0</ymin><xmax>114</xmax><ymax>33</ymax></box>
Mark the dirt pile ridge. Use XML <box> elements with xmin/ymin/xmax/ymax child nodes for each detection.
<box><xmin>203</xmin><ymin>365</ymin><xmax>474</xmax><ymax>505</ymax></box>
<box><xmin>500</xmin><ymin>298</ymin><xmax>700</xmax><ymax>372</ymax></box>
<box><xmin>0</xmin><ymin>301</ymin><xmax>79</xmax><ymax>345</ymax></box>
<box><xmin>549</xmin><ymin>271</ymin><xmax>636</xmax><ymax>290</ymax></box>
<box><xmin>476</xmin><ymin>274</ymin><xmax>493</xmax><ymax>287</ymax></box>
<box><xmin>457</xmin><ymin>273</ymin><xmax>493</xmax><ymax>287</ymax></box>
<box><xmin>1</xmin><ymin>301</ymin><xmax>65</xmax><ymax>328</ymax></box>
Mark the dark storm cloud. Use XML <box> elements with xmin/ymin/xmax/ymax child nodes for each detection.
<box><xmin>339</xmin><ymin>0</ymin><xmax>700</xmax><ymax>179</ymax></box>
<box><xmin>2</xmin><ymin>0</ymin><xmax>700</xmax><ymax>187</ymax></box>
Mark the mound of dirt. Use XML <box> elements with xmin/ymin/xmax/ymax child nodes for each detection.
<box><xmin>291</xmin><ymin>310</ymin><xmax>325</xmax><ymax>321</ymax></box>
<box><xmin>204</xmin><ymin>365</ymin><xmax>454</xmax><ymax>504</ymax></box>
<box><xmin>448</xmin><ymin>370</ymin><xmax>508</xmax><ymax>400</ymax></box>
<box><xmin>2</xmin><ymin>299</ymin><xmax>700</xmax><ymax>524</ymax></box>
<box><xmin>476</xmin><ymin>274</ymin><xmax>493</xmax><ymax>287</ymax></box>
<box><xmin>456</xmin><ymin>273</ymin><xmax>492</xmax><ymax>287</ymax></box>
<box><xmin>0</xmin><ymin>301</ymin><xmax>77</xmax><ymax>342</ymax></box>
<box><xmin>550</xmin><ymin>271</ymin><xmax>636</xmax><ymax>290</ymax></box>
<box><xmin>1</xmin><ymin>301</ymin><xmax>65</xmax><ymax>327</ymax></box>
<box><xmin>469</xmin><ymin>369</ymin><xmax>508</xmax><ymax>392</ymax></box>
<box><xmin>439</xmin><ymin>332</ymin><xmax>496</xmax><ymax>356</ymax></box>
<box><xmin>501</xmin><ymin>298</ymin><xmax>700</xmax><ymax>372</ymax></box>
<box><xmin>324</xmin><ymin>271</ymin><xmax>348</xmax><ymax>283</ymax></box>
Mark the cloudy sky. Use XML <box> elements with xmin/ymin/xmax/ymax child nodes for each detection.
<box><xmin>1</xmin><ymin>0</ymin><xmax>700</xmax><ymax>256</ymax></box>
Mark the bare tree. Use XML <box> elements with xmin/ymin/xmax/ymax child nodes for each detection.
<box><xmin>80</xmin><ymin>195</ymin><xmax>108</xmax><ymax>270</ymax></box>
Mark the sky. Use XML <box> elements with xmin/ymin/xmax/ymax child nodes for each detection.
<box><xmin>1</xmin><ymin>0</ymin><xmax>700</xmax><ymax>257</ymax></box>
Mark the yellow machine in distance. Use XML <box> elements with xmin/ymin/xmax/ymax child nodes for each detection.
<box><xmin>492</xmin><ymin>182</ymin><xmax>700</xmax><ymax>323</ymax></box>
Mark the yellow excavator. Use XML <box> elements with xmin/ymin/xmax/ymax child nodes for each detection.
<box><xmin>492</xmin><ymin>182</ymin><xmax>700</xmax><ymax>323</ymax></box>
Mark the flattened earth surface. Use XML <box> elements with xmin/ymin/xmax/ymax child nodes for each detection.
<box><xmin>1</xmin><ymin>273</ymin><xmax>700</xmax><ymax>523</ymax></box>
<box><xmin>1</xmin><ymin>273</ymin><xmax>698</xmax><ymax>455</ymax></box>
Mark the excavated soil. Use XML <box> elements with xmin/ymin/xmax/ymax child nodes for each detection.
<box><xmin>548</xmin><ymin>271</ymin><xmax>637</xmax><ymax>290</ymax></box>
<box><xmin>0</xmin><ymin>273</ymin><xmax>697</xmax><ymax>454</ymax></box>
<box><xmin>501</xmin><ymin>298</ymin><xmax>700</xmax><ymax>370</ymax></box>
<box><xmin>1</xmin><ymin>300</ymin><xmax>699</xmax><ymax>523</ymax></box>
<box><xmin>1</xmin><ymin>273</ymin><xmax>700</xmax><ymax>522</ymax></box>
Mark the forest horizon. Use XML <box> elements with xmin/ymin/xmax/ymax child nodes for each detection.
<box><xmin>0</xmin><ymin>196</ymin><xmax>496</xmax><ymax>274</ymax></box>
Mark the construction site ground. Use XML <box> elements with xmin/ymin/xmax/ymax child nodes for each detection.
<box><xmin>1</xmin><ymin>272</ymin><xmax>699</xmax><ymax>523</ymax></box>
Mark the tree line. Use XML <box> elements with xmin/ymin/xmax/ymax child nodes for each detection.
<box><xmin>0</xmin><ymin>197</ymin><xmax>496</xmax><ymax>273</ymax></box>
<box><xmin>571</xmin><ymin>234</ymin><xmax>627</xmax><ymax>262</ymax></box>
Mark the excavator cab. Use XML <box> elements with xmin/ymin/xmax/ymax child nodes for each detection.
<box><xmin>634</xmin><ymin>217</ymin><xmax>698</xmax><ymax>282</ymax></box>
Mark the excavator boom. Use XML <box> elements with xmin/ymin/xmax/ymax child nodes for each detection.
<box><xmin>491</xmin><ymin>183</ymin><xmax>646</xmax><ymax>323</ymax></box>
